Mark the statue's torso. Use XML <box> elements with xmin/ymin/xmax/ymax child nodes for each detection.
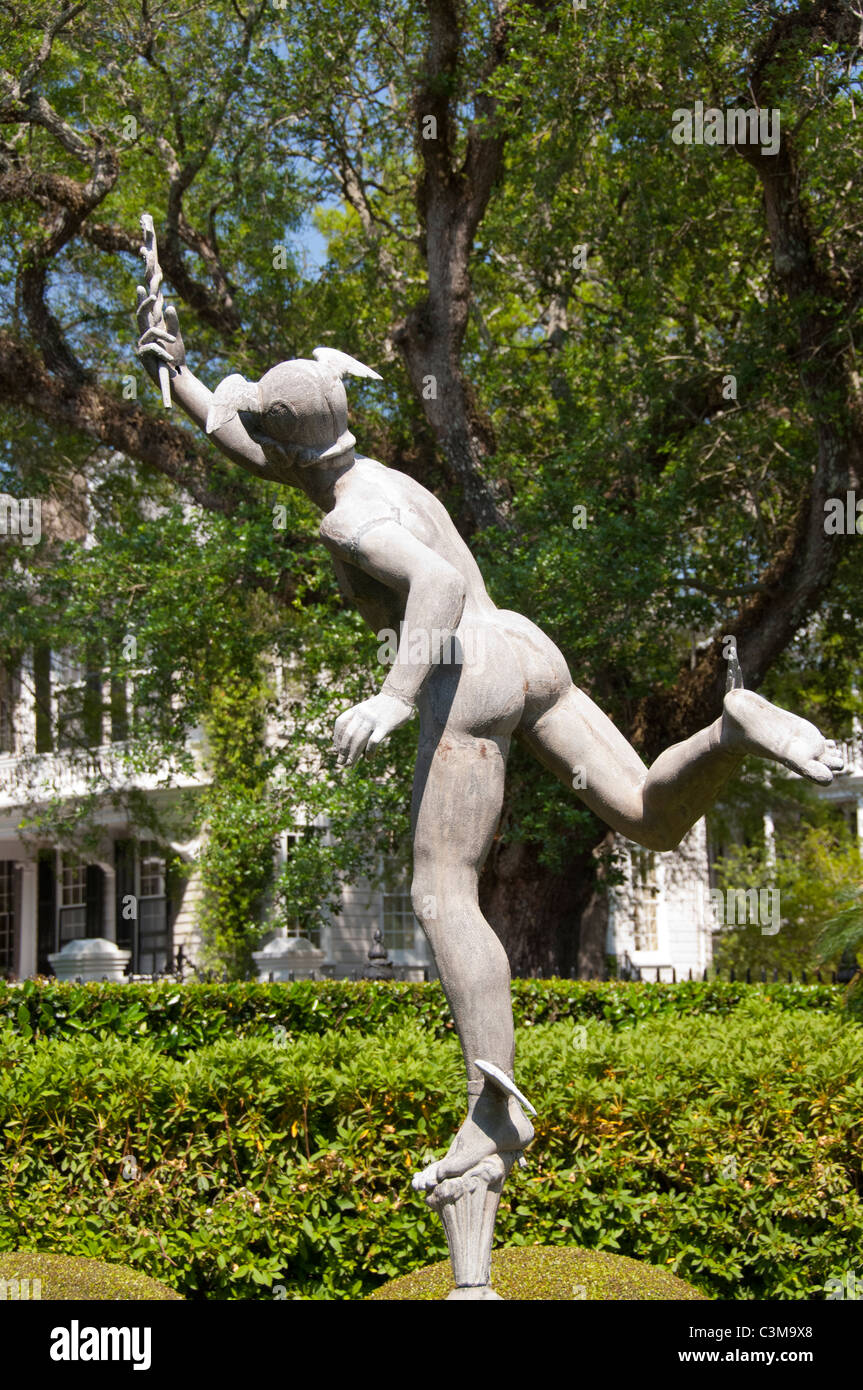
<box><xmin>322</xmin><ymin>456</ymin><xmax>497</xmax><ymax>634</ymax></box>
<box><xmin>321</xmin><ymin>457</ymin><xmax>571</xmax><ymax>733</ymax></box>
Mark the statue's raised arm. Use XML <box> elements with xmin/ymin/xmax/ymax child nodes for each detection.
<box><xmin>134</xmin><ymin>212</ymin><xmax>268</xmax><ymax>473</ymax></box>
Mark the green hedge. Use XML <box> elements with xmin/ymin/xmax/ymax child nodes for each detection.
<box><xmin>0</xmin><ymin>978</ymin><xmax>842</xmax><ymax>1058</ymax></box>
<box><xmin>1</xmin><ymin>996</ymin><xmax>860</xmax><ymax>1301</ymax></box>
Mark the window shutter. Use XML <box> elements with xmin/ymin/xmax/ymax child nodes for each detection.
<box><xmin>85</xmin><ymin>864</ymin><xmax>104</xmax><ymax>938</ymax></box>
<box><xmin>83</xmin><ymin>663</ymin><xmax>103</xmax><ymax>747</ymax></box>
<box><xmin>110</xmin><ymin>678</ymin><xmax>129</xmax><ymax>742</ymax></box>
<box><xmin>166</xmin><ymin>858</ymin><xmax>183</xmax><ymax>932</ymax></box>
<box><xmin>37</xmin><ymin>851</ymin><xmax>57</xmax><ymax>971</ymax></box>
<box><xmin>34</xmin><ymin>647</ymin><xmax>52</xmax><ymax>753</ymax></box>
<box><xmin>0</xmin><ymin>660</ymin><xmax>18</xmax><ymax>754</ymax></box>
<box><xmin>114</xmin><ymin>841</ymin><xmax>135</xmax><ymax>951</ymax></box>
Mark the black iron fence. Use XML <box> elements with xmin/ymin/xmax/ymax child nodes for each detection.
<box><xmin>69</xmin><ymin>964</ymin><xmax>846</xmax><ymax>985</ymax></box>
<box><xmin>618</xmin><ymin>966</ymin><xmax>845</xmax><ymax>984</ymax></box>
<box><xmin>60</xmin><ymin>940</ymin><xmax>852</xmax><ymax>987</ymax></box>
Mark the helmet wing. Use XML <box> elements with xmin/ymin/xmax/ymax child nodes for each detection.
<box><xmin>312</xmin><ymin>347</ymin><xmax>382</xmax><ymax>381</ymax></box>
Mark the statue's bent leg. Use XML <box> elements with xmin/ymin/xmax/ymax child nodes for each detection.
<box><xmin>410</xmin><ymin>728</ymin><xmax>534</xmax><ymax>1186</ymax></box>
<box><xmin>520</xmin><ymin>682</ymin><xmax>841</xmax><ymax>853</ymax></box>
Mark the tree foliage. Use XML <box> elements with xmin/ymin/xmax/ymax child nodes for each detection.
<box><xmin>712</xmin><ymin>819</ymin><xmax>863</xmax><ymax>975</ymax></box>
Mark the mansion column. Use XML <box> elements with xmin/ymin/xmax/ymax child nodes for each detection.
<box><xmin>16</xmin><ymin>859</ymin><xmax>37</xmax><ymax>979</ymax></box>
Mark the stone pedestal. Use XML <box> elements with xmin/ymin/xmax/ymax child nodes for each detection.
<box><xmin>415</xmin><ymin>1059</ymin><xmax>536</xmax><ymax>1300</ymax></box>
<box><xmin>425</xmin><ymin>1152</ymin><xmax>514</xmax><ymax>1299</ymax></box>
<box><xmin>48</xmin><ymin>937</ymin><xmax>131</xmax><ymax>982</ymax></box>
<box><xmin>252</xmin><ymin>928</ymin><xmax>329</xmax><ymax>981</ymax></box>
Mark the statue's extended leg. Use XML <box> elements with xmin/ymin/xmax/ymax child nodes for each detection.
<box><xmin>520</xmin><ymin>680</ymin><xmax>841</xmax><ymax>852</ymax></box>
<box><xmin>409</xmin><ymin>728</ymin><xmax>534</xmax><ymax>1188</ymax></box>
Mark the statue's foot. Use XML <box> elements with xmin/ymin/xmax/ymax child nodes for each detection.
<box><xmin>411</xmin><ymin>1090</ymin><xmax>535</xmax><ymax>1192</ymax></box>
<box><xmin>722</xmin><ymin>689</ymin><xmax>844</xmax><ymax>785</ymax></box>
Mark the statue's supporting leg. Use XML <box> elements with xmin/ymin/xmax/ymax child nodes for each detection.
<box><xmin>410</xmin><ymin>733</ymin><xmax>535</xmax><ymax>1174</ymax></box>
<box><xmin>409</xmin><ymin>725</ymin><xmax>536</xmax><ymax>1285</ymax></box>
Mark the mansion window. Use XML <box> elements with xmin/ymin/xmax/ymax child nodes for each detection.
<box><xmin>116</xmin><ymin>840</ymin><xmax>171</xmax><ymax>976</ymax></box>
<box><xmin>59</xmin><ymin>854</ymin><xmax>88</xmax><ymax>944</ymax></box>
<box><xmin>631</xmin><ymin>849</ymin><xmax>660</xmax><ymax>953</ymax></box>
<box><xmin>279</xmin><ymin>827</ymin><xmax>324</xmax><ymax>945</ymax></box>
<box><xmin>33</xmin><ymin>647</ymin><xmax>104</xmax><ymax>752</ymax></box>
<box><xmin>381</xmin><ymin>890</ymin><xmax>417</xmax><ymax>951</ymax></box>
<box><xmin>35</xmin><ymin>852</ymin><xmax>107</xmax><ymax>972</ymax></box>
<box><xmin>140</xmin><ymin>847</ymin><xmax>165</xmax><ymax>898</ymax></box>
<box><xmin>381</xmin><ymin>855</ymin><xmax>419</xmax><ymax>951</ymax></box>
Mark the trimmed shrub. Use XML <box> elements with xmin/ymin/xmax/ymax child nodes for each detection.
<box><xmin>0</xmin><ymin>1251</ymin><xmax>182</xmax><ymax>1300</ymax></box>
<box><xmin>0</xmin><ymin>995</ymin><xmax>860</xmax><ymax>1301</ymax></box>
<box><xmin>0</xmin><ymin>978</ymin><xmax>842</xmax><ymax>1059</ymax></box>
<box><xmin>369</xmin><ymin>1245</ymin><xmax>707</xmax><ymax>1300</ymax></box>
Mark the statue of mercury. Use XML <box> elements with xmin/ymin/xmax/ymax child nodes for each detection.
<box><xmin>136</xmin><ymin>283</ymin><xmax>843</xmax><ymax>1192</ymax></box>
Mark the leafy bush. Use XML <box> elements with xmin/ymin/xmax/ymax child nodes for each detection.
<box><xmin>713</xmin><ymin>824</ymin><xmax>863</xmax><ymax>976</ymax></box>
<box><xmin>0</xmin><ymin>978</ymin><xmax>842</xmax><ymax>1059</ymax></box>
<box><xmin>817</xmin><ymin>886</ymin><xmax>863</xmax><ymax>1020</ymax></box>
<box><xmin>0</xmin><ymin>996</ymin><xmax>860</xmax><ymax>1301</ymax></box>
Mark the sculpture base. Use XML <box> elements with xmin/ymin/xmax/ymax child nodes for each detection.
<box><xmin>424</xmin><ymin>1152</ymin><xmax>514</xmax><ymax>1295</ymax></box>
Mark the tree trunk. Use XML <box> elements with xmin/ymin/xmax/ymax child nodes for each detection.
<box><xmin>479</xmin><ymin>835</ymin><xmax>604</xmax><ymax>979</ymax></box>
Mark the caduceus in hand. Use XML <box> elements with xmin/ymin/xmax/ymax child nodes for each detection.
<box><xmin>136</xmin><ymin>214</ymin><xmax>174</xmax><ymax>409</ymax></box>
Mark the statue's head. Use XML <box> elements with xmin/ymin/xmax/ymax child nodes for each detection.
<box><xmin>205</xmin><ymin>348</ymin><xmax>381</xmax><ymax>473</ymax></box>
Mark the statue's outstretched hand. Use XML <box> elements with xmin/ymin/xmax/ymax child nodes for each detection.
<box><xmin>135</xmin><ymin>287</ymin><xmax>185</xmax><ymax>378</ymax></box>
<box><xmin>332</xmin><ymin>692</ymin><xmax>414</xmax><ymax>768</ymax></box>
